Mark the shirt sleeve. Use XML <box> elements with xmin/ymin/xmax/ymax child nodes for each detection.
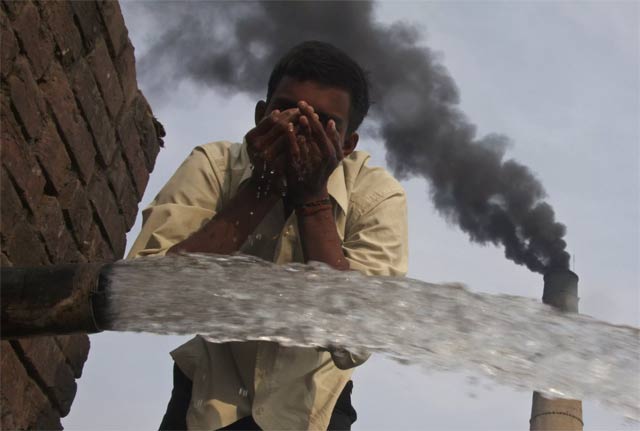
<box><xmin>333</xmin><ymin>185</ymin><xmax>409</xmax><ymax>368</ymax></box>
<box><xmin>342</xmin><ymin>187</ymin><xmax>409</xmax><ymax>277</ymax></box>
<box><xmin>127</xmin><ymin>146</ymin><xmax>224</xmax><ymax>259</ymax></box>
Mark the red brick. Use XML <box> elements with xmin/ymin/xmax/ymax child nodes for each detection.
<box><xmin>98</xmin><ymin>0</ymin><xmax>127</xmax><ymax>57</ymax></box>
<box><xmin>58</xmin><ymin>179</ymin><xmax>92</xmax><ymax>246</ymax></box>
<box><xmin>108</xmin><ymin>151</ymin><xmax>139</xmax><ymax>230</ymax></box>
<box><xmin>8</xmin><ymin>56</ymin><xmax>46</xmax><ymax>140</ymax></box>
<box><xmin>0</xmin><ymin>8</ymin><xmax>18</xmax><ymax>78</ymax></box>
<box><xmin>118</xmin><ymin>110</ymin><xmax>148</xmax><ymax>199</ymax></box>
<box><xmin>115</xmin><ymin>43</ymin><xmax>137</xmax><ymax>106</ymax></box>
<box><xmin>133</xmin><ymin>94</ymin><xmax>164</xmax><ymax>171</ymax></box>
<box><xmin>40</xmin><ymin>0</ymin><xmax>83</xmax><ymax>67</ymax></box>
<box><xmin>1</xmin><ymin>168</ymin><xmax>22</xmax><ymax>242</ymax></box>
<box><xmin>1</xmin><ymin>128</ymin><xmax>45</xmax><ymax>214</ymax></box>
<box><xmin>54</xmin><ymin>335</ymin><xmax>89</xmax><ymax>379</ymax></box>
<box><xmin>88</xmin><ymin>172</ymin><xmax>126</xmax><ymax>256</ymax></box>
<box><xmin>64</xmin><ymin>243</ymin><xmax>86</xmax><ymax>263</ymax></box>
<box><xmin>70</xmin><ymin>0</ymin><xmax>101</xmax><ymax>51</ymax></box>
<box><xmin>1</xmin><ymin>251</ymin><xmax>11</xmax><ymax>265</ymax></box>
<box><xmin>36</xmin><ymin>195</ymin><xmax>76</xmax><ymax>263</ymax></box>
<box><xmin>95</xmin><ymin>235</ymin><xmax>115</xmax><ymax>260</ymax></box>
<box><xmin>40</xmin><ymin>62</ymin><xmax>95</xmax><ymax>183</ymax></box>
<box><xmin>1</xmin><ymin>0</ymin><xmax>27</xmax><ymax>20</ymax></box>
<box><xmin>82</xmin><ymin>223</ymin><xmax>114</xmax><ymax>261</ymax></box>
<box><xmin>16</xmin><ymin>338</ymin><xmax>77</xmax><ymax>416</ymax></box>
<box><xmin>89</xmin><ymin>37</ymin><xmax>123</xmax><ymax>119</ymax></box>
<box><xmin>12</xmin><ymin>1</ymin><xmax>54</xmax><ymax>79</ymax></box>
<box><xmin>5</xmin><ymin>219</ymin><xmax>49</xmax><ymax>266</ymax></box>
<box><xmin>34</xmin><ymin>121</ymin><xmax>77</xmax><ymax>195</ymax></box>
<box><xmin>70</xmin><ymin>58</ymin><xmax>117</xmax><ymax>166</ymax></box>
<box><xmin>0</xmin><ymin>342</ymin><xmax>62</xmax><ymax>430</ymax></box>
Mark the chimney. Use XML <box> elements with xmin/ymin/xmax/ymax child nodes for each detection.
<box><xmin>530</xmin><ymin>269</ymin><xmax>583</xmax><ymax>430</ymax></box>
<box><xmin>542</xmin><ymin>269</ymin><xmax>579</xmax><ymax>313</ymax></box>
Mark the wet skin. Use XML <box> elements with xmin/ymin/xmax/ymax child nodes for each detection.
<box><xmin>169</xmin><ymin>76</ymin><xmax>357</xmax><ymax>270</ymax></box>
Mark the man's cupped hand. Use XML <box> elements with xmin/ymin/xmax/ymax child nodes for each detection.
<box><xmin>245</xmin><ymin>102</ymin><xmax>344</xmax><ymax>202</ymax></box>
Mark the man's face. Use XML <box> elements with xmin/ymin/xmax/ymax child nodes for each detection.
<box><xmin>260</xmin><ymin>76</ymin><xmax>356</xmax><ymax>149</ymax></box>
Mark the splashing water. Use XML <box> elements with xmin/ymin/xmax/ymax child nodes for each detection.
<box><xmin>102</xmin><ymin>253</ymin><xmax>639</xmax><ymax>419</ymax></box>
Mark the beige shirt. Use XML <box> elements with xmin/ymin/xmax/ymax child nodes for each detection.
<box><xmin>128</xmin><ymin>141</ymin><xmax>408</xmax><ymax>430</ymax></box>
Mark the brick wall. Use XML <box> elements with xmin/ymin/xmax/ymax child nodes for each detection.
<box><xmin>0</xmin><ymin>1</ymin><xmax>164</xmax><ymax>428</ymax></box>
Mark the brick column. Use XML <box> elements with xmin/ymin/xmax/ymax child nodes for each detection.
<box><xmin>0</xmin><ymin>1</ymin><xmax>164</xmax><ymax>428</ymax></box>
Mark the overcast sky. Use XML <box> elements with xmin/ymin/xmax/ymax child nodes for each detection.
<box><xmin>64</xmin><ymin>2</ymin><xmax>638</xmax><ymax>430</ymax></box>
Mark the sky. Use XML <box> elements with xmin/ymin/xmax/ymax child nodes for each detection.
<box><xmin>64</xmin><ymin>1</ymin><xmax>639</xmax><ymax>430</ymax></box>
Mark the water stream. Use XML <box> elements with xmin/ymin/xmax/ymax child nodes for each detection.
<box><xmin>101</xmin><ymin>253</ymin><xmax>639</xmax><ymax>420</ymax></box>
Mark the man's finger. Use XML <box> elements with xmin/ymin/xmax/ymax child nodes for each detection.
<box><xmin>298</xmin><ymin>101</ymin><xmax>333</xmax><ymax>157</ymax></box>
<box><xmin>264</xmin><ymin>133</ymin><xmax>289</xmax><ymax>161</ymax></box>
<box><xmin>247</xmin><ymin>109</ymin><xmax>280</xmax><ymax>142</ymax></box>
<box><xmin>280</xmin><ymin>108</ymin><xmax>302</xmax><ymax>123</ymax></box>
<box><xmin>256</xmin><ymin>110</ymin><xmax>301</xmax><ymax>153</ymax></box>
<box><xmin>286</xmin><ymin>122</ymin><xmax>301</xmax><ymax>165</ymax></box>
<box><xmin>299</xmin><ymin>115</ymin><xmax>321</xmax><ymax>159</ymax></box>
<box><xmin>259</xmin><ymin>121</ymin><xmax>290</xmax><ymax>155</ymax></box>
<box><xmin>327</xmin><ymin>120</ymin><xmax>344</xmax><ymax>161</ymax></box>
<box><xmin>297</xmin><ymin>133</ymin><xmax>310</xmax><ymax>168</ymax></box>
<box><xmin>247</xmin><ymin>108</ymin><xmax>301</xmax><ymax>150</ymax></box>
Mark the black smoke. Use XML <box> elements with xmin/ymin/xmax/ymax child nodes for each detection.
<box><xmin>134</xmin><ymin>1</ymin><xmax>570</xmax><ymax>273</ymax></box>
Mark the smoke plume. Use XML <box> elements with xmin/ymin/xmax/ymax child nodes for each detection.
<box><xmin>135</xmin><ymin>1</ymin><xmax>570</xmax><ymax>273</ymax></box>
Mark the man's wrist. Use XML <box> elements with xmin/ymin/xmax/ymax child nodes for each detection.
<box><xmin>291</xmin><ymin>187</ymin><xmax>332</xmax><ymax>217</ymax></box>
<box><xmin>298</xmin><ymin>186</ymin><xmax>330</xmax><ymax>205</ymax></box>
<box><xmin>296</xmin><ymin>201</ymin><xmax>332</xmax><ymax>217</ymax></box>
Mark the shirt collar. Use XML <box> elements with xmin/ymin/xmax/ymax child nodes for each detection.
<box><xmin>238</xmin><ymin>140</ymin><xmax>349</xmax><ymax>214</ymax></box>
<box><xmin>326</xmin><ymin>162</ymin><xmax>348</xmax><ymax>214</ymax></box>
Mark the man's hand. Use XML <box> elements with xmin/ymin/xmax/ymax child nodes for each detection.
<box><xmin>286</xmin><ymin>101</ymin><xmax>343</xmax><ymax>203</ymax></box>
<box><xmin>169</xmin><ymin>109</ymin><xmax>300</xmax><ymax>255</ymax></box>
<box><xmin>245</xmin><ymin>108</ymin><xmax>299</xmax><ymax>198</ymax></box>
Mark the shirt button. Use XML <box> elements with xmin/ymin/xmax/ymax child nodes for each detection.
<box><xmin>194</xmin><ymin>399</ymin><xmax>203</xmax><ymax>408</ymax></box>
<box><xmin>238</xmin><ymin>387</ymin><xmax>248</xmax><ymax>397</ymax></box>
<box><xmin>201</xmin><ymin>373</ymin><xmax>207</xmax><ymax>382</ymax></box>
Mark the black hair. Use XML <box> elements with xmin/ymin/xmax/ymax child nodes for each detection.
<box><xmin>266</xmin><ymin>41</ymin><xmax>370</xmax><ymax>133</ymax></box>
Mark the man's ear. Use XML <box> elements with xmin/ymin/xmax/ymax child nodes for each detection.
<box><xmin>254</xmin><ymin>100</ymin><xmax>267</xmax><ymax>126</ymax></box>
<box><xmin>342</xmin><ymin>132</ymin><xmax>359</xmax><ymax>157</ymax></box>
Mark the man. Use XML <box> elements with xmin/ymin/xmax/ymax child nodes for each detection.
<box><xmin>128</xmin><ymin>41</ymin><xmax>408</xmax><ymax>430</ymax></box>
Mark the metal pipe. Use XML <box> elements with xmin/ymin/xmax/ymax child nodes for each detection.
<box><xmin>530</xmin><ymin>269</ymin><xmax>583</xmax><ymax>430</ymax></box>
<box><xmin>1</xmin><ymin>263</ymin><xmax>112</xmax><ymax>339</ymax></box>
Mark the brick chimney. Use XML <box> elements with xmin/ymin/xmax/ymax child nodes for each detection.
<box><xmin>0</xmin><ymin>1</ymin><xmax>164</xmax><ymax>428</ymax></box>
